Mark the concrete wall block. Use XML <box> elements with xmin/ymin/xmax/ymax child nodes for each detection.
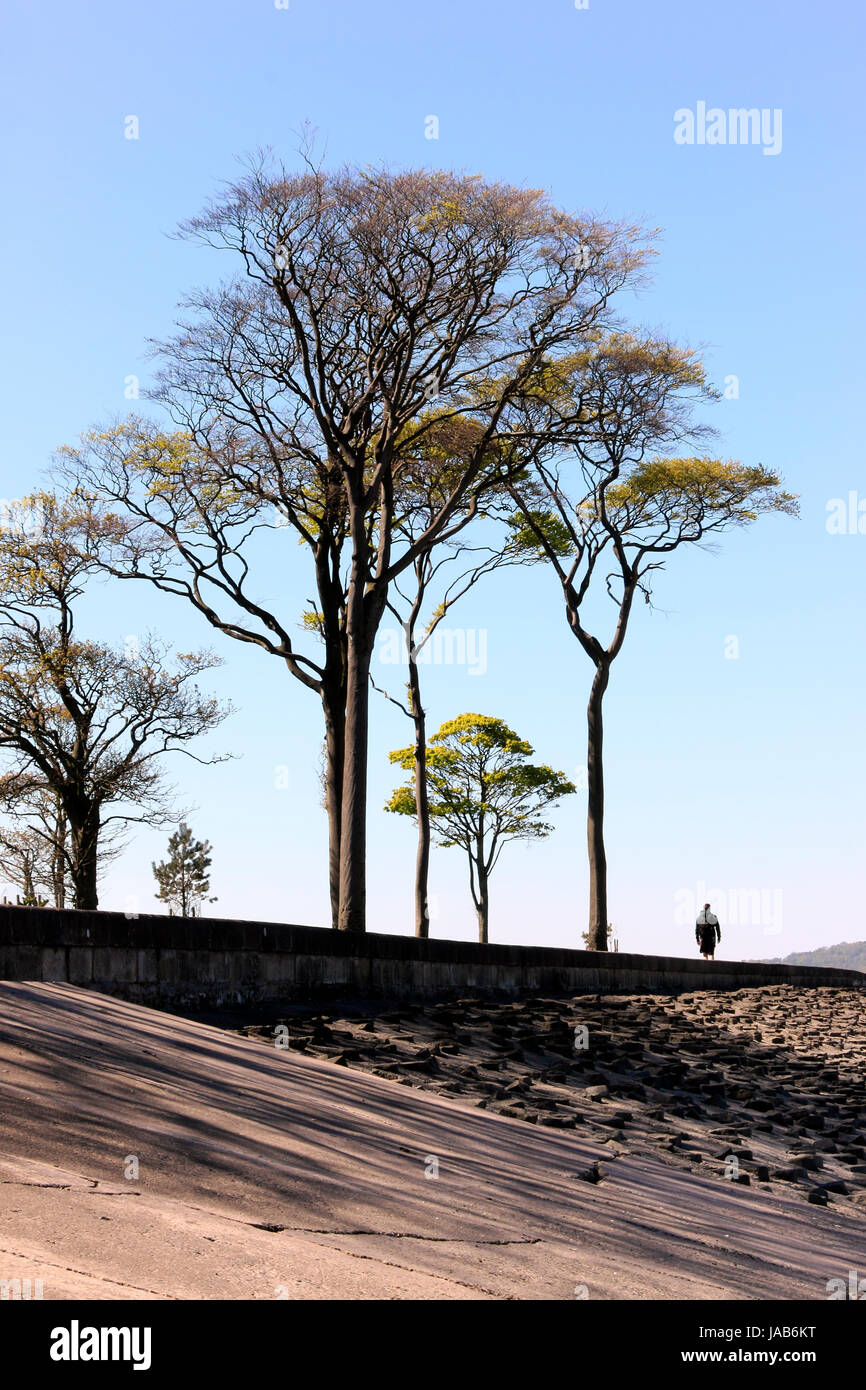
<box><xmin>0</xmin><ymin>947</ymin><xmax>22</xmax><ymax>978</ymax></box>
<box><xmin>262</xmin><ymin>952</ymin><xmax>296</xmax><ymax>985</ymax></box>
<box><xmin>67</xmin><ymin>948</ymin><xmax>94</xmax><ymax>984</ymax></box>
<box><xmin>93</xmin><ymin>947</ymin><xmax>138</xmax><ymax>985</ymax></box>
<box><xmin>41</xmin><ymin>947</ymin><xmax>68</xmax><ymax>983</ymax></box>
<box><xmin>136</xmin><ymin>950</ymin><xmax>158</xmax><ymax>984</ymax></box>
<box><xmin>2</xmin><ymin>946</ymin><xmax>40</xmax><ymax>979</ymax></box>
<box><xmin>157</xmin><ymin>950</ymin><xmax>181</xmax><ymax>984</ymax></box>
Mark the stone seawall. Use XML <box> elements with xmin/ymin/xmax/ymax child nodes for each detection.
<box><xmin>0</xmin><ymin>906</ymin><xmax>861</xmax><ymax>1009</ymax></box>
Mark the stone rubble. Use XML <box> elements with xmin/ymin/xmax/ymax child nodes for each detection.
<box><xmin>236</xmin><ymin>984</ymin><xmax>866</xmax><ymax>1213</ymax></box>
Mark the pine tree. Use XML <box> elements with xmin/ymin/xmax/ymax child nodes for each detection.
<box><xmin>152</xmin><ymin>823</ymin><xmax>216</xmax><ymax>917</ymax></box>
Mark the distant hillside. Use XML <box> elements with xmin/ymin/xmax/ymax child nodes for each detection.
<box><xmin>761</xmin><ymin>941</ymin><xmax>866</xmax><ymax>973</ymax></box>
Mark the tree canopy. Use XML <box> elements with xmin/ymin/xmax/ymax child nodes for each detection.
<box><xmin>153</xmin><ymin>822</ymin><xmax>216</xmax><ymax>917</ymax></box>
<box><xmin>387</xmin><ymin>713</ymin><xmax>575</xmax><ymax>942</ymax></box>
<box><xmin>59</xmin><ymin>158</ymin><xmax>652</xmax><ymax>932</ymax></box>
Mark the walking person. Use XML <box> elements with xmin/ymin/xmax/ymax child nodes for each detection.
<box><xmin>695</xmin><ymin>902</ymin><xmax>721</xmax><ymax>960</ymax></box>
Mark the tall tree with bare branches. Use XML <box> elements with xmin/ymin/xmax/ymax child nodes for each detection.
<box><xmin>503</xmin><ymin>335</ymin><xmax>799</xmax><ymax>948</ymax></box>
<box><xmin>62</xmin><ymin>157</ymin><xmax>651</xmax><ymax>931</ymax></box>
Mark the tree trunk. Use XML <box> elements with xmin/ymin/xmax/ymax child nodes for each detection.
<box><xmin>407</xmin><ymin>653</ymin><xmax>431</xmax><ymax>938</ymax></box>
<box><xmin>315</xmin><ymin>530</ymin><xmax>348</xmax><ymax>931</ymax></box>
<box><xmin>69</xmin><ymin>806</ymin><xmax>100</xmax><ymax>911</ymax></box>
<box><xmin>322</xmin><ymin>684</ymin><xmax>345</xmax><ymax>931</ymax></box>
<box><xmin>586</xmin><ymin>660</ymin><xmax>610</xmax><ymax>951</ymax></box>
<box><xmin>476</xmin><ymin>856</ymin><xmax>489</xmax><ymax>944</ymax></box>
<box><xmin>52</xmin><ymin>797</ymin><xmax>67</xmax><ymax>908</ymax></box>
<box><xmin>337</xmin><ymin>621</ymin><xmax>376</xmax><ymax>933</ymax></box>
<box><xmin>337</xmin><ymin>479</ymin><xmax>388</xmax><ymax>933</ymax></box>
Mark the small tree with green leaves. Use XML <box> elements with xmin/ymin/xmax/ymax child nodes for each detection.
<box><xmin>386</xmin><ymin>714</ymin><xmax>575</xmax><ymax>943</ymax></box>
<box><xmin>152</xmin><ymin>823</ymin><xmax>216</xmax><ymax>917</ymax></box>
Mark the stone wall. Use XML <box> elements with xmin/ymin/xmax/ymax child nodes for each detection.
<box><xmin>0</xmin><ymin>905</ymin><xmax>861</xmax><ymax>1010</ymax></box>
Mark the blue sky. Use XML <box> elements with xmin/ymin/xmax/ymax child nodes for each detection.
<box><xmin>1</xmin><ymin>0</ymin><xmax>864</xmax><ymax>957</ymax></box>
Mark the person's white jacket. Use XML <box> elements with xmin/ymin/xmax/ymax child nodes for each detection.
<box><xmin>696</xmin><ymin>908</ymin><xmax>719</xmax><ymax>928</ymax></box>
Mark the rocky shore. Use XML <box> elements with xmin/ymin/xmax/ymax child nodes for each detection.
<box><xmin>232</xmin><ymin>984</ymin><xmax>866</xmax><ymax>1212</ymax></box>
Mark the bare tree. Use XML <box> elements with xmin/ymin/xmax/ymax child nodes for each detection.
<box><xmin>0</xmin><ymin>776</ymin><xmax>125</xmax><ymax>907</ymax></box>
<box><xmin>0</xmin><ymin>822</ymin><xmax>51</xmax><ymax>905</ymax></box>
<box><xmin>61</xmin><ymin>157</ymin><xmax>651</xmax><ymax>932</ymax></box>
<box><xmin>0</xmin><ymin>781</ymin><xmax>69</xmax><ymax>905</ymax></box>
<box><xmin>0</xmin><ymin>493</ymin><xmax>232</xmax><ymax>909</ymax></box>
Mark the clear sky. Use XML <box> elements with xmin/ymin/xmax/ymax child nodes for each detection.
<box><xmin>1</xmin><ymin>0</ymin><xmax>864</xmax><ymax>959</ymax></box>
